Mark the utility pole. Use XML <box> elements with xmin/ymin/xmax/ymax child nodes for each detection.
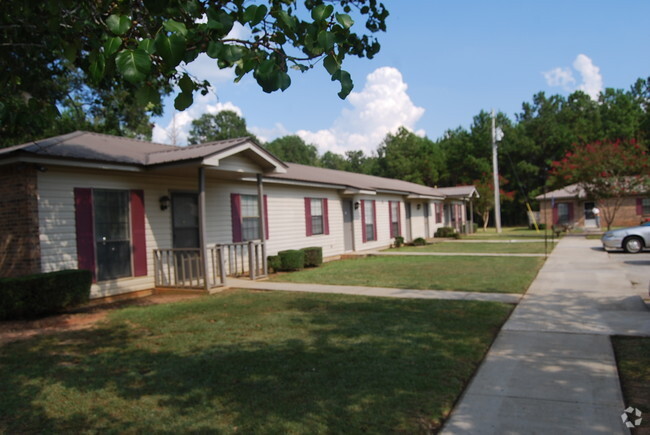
<box><xmin>491</xmin><ymin>110</ymin><xmax>502</xmax><ymax>233</ymax></box>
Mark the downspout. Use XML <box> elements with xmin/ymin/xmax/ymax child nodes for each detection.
<box><xmin>256</xmin><ymin>174</ymin><xmax>267</xmax><ymax>276</ymax></box>
<box><xmin>470</xmin><ymin>197</ymin><xmax>474</xmax><ymax>234</ymax></box>
<box><xmin>198</xmin><ymin>166</ymin><xmax>210</xmax><ymax>290</ymax></box>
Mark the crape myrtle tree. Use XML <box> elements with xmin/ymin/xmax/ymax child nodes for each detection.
<box><xmin>549</xmin><ymin>139</ymin><xmax>650</xmax><ymax>230</ymax></box>
<box><xmin>0</xmin><ymin>0</ymin><xmax>388</xmax><ymax>147</ymax></box>
<box><xmin>472</xmin><ymin>174</ymin><xmax>515</xmax><ymax>231</ymax></box>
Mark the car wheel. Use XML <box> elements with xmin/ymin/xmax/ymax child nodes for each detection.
<box><xmin>623</xmin><ymin>236</ymin><xmax>644</xmax><ymax>253</ymax></box>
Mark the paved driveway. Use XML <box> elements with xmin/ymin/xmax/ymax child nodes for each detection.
<box><xmin>602</xmin><ymin>248</ymin><xmax>650</xmax><ymax>299</ymax></box>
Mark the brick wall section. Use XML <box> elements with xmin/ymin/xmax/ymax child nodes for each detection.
<box><xmin>0</xmin><ymin>163</ymin><xmax>41</xmax><ymax>277</ymax></box>
<box><xmin>540</xmin><ymin>196</ymin><xmax>650</xmax><ymax>229</ymax></box>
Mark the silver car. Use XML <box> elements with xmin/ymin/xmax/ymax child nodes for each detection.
<box><xmin>601</xmin><ymin>222</ymin><xmax>650</xmax><ymax>253</ymax></box>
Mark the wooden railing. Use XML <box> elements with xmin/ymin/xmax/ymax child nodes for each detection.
<box><xmin>153</xmin><ymin>241</ymin><xmax>266</xmax><ymax>289</ymax></box>
<box><xmin>218</xmin><ymin>240</ymin><xmax>267</xmax><ymax>280</ymax></box>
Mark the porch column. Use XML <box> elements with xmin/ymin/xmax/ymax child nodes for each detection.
<box><xmin>469</xmin><ymin>199</ymin><xmax>474</xmax><ymax>233</ymax></box>
<box><xmin>256</xmin><ymin>174</ymin><xmax>267</xmax><ymax>276</ymax></box>
<box><xmin>198</xmin><ymin>166</ymin><xmax>210</xmax><ymax>290</ymax></box>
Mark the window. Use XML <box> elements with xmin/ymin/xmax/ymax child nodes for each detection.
<box><xmin>643</xmin><ymin>198</ymin><xmax>650</xmax><ymax>215</ymax></box>
<box><xmin>231</xmin><ymin>193</ymin><xmax>269</xmax><ymax>243</ymax></box>
<box><xmin>557</xmin><ymin>203</ymin><xmax>568</xmax><ymax>224</ymax></box>
<box><xmin>389</xmin><ymin>201</ymin><xmax>400</xmax><ymax>237</ymax></box>
<box><xmin>362</xmin><ymin>200</ymin><xmax>376</xmax><ymax>242</ymax></box>
<box><xmin>74</xmin><ymin>188</ymin><xmax>147</xmax><ymax>282</ymax></box>
<box><xmin>241</xmin><ymin>195</ymin><xmax>260</xmax><ymax>241</ymax></box>
<box><xmin>305</xmin><ymin>198</ymin><xmax>329</xmax><ymax>236</ymax></box>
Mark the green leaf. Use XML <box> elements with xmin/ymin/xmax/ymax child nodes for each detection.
<box><xmin>206</xmin><ymin>7</ymin><xmax>234</xmax><ymax>34</ymax></box>
<box><xmin>335</xmin><ymin>13</ymin><xmax>354</xmax><ymax>29</ymax></box>
<box><xmin>63</xmin><ymin>42</ymin><xmax>78</xmax><ymax>63</ymax></box>
<box><xmin>138</xmin><ymin>38</ymin><xmax>156</xmax><ymax>55</ymax></box>
<box><xmin>115</xmin><ymin>49</ymin><xmax>151</xmax><ymax>84</ymax></box>
<box><xmin>163</xmin><ymin>19</ymin><xmax>188</xmax><ymax>36</ymax></box>
<box><xmin>277</xmin><ymin>10</ymin><xmax>295</xmax><ymax>32</ymax></box>
<box><xmin>155</xmin><ymin>33</ymin><xmax>186</xmax><ymax>68</ymax></box>
<box><xmin>106</xmin><ymin>15</ymin><xmax>131</xmax><ymax>36</ymax></box>
<box><xmin>278</xmin><ymin>72</ymin><xmax>291</xmax><ymax>91</ymax></box>
<box><xmin>89</xmin><ymin>54</ymin><xmax>106</xmax><ymax>83</ymax></box>
<box><xmin>174</xmin><ymin>91</ymin><xmax>193</xmax><ymax>111</ymax></box>
<box><xmin>206</xmin><ymin>41</ymin><xmax>223</xmax><ymax>59</ymax></box>
<box><xmin>135</xmin><ymin>85</ymin><xmax>161</xmax><ymax>107</ymax></box>
<box><xmin>220</xmin><ymin>45</ymin><xmax>244</xmax><ymax>63</ymax></box>
<box><xmin>178</xmin><ymin>74</ymin><xmax>194</xmax><ymax>93</ymax></box>
<box><xmin>104</xmin><ymin>37</ymin><xmax>122</xmax><ymax>56</ymax></box>
<box><xmin>252</xmin><ymin>4</ymin><xmax>267</xmax><ymax>26</ymax></box>
<box><xmin>332</xmin><ymin>69</ymin><xmax>353</xmax><ymax>99</ymax></box>
<box><xmin>311</xmin><ymin>4</ymin><xmax>334</xmax><ymax>21</ymax></box>
<box><xmin>323</xmin><ymin>54</ymin><xmax>340</xmax><ymax>75</ymax></box>
<box><xmin>317</xmin><ymin>30</ymin><xmax>335</xmax><ymax>51</ymax></box>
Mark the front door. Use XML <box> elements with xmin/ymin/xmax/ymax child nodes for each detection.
<box><xmin>584</xmin><ymin>201</ymin><xmax>596</xmax><ymax>228</ymax></box>
<box><xmin>172</xmin><ymin>193</ymin><xmax>199</xmax><ymax>249</ymax></box>
<box><xmin>343</xmin><ymin>199</ymin><xmax>354</xmax><ymax>252</ymax></box>
<box><xmin>405</xmin><ymin>203</ymin><xmax>412</xmax><ymax>241</ymax></box>
<box><xmin>94</xmin><ymin>189</ymin><xmax>132</xmax><ymax>281</ymax></box>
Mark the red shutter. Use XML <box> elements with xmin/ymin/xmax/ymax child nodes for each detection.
<box><xmin>305</xmin><ymin>197</ymin><xmax>312</xmax><ymax>236</ymax></box>
<box><xmin>397</xmin><ymin>202</ymin><xmax>402</xmax><ymax>236</ymax></box>
<box><xmin>361</xmin><ymin>200</ymin><xmax>367</xmax><ymax>242</ymax></box>
<box><xmin>552</xmin><ymin>203</ymin><xmax>558</xmax><ymax>224</ymax></box>
<box><xmin>323</xmin><ymin>198</ymin><xmax>329</xmax><ymax>235</ymax></box>
<box><xmin>231</xmin><ymin>193</ymin><xmax>242</xmax><ymax>242</ymax></box>
<box><xmin>372</xmin><ymin>200</ymin><xmax>377</xmax><ymax>241</ymax></box>
<box><xmin>130</xmin><ymin>190</ymin><xmax>147</xmax><ymax>277</ymax></box>
<box><xmin>74</xmin><ymin>188</ymin><xmax>96</xmax><ymax>282</ymax></box>
<box><xmin>263</xmin><ymin>195</ymin><xmax>269</xmax><ymax>240</ymax></box>
<box><xmin>637</xmin><ymin>198</ymin><xmax>643</xmax><ymax>215</ymax></box>
<box><xmin>388</xmin><ymin>201</ymin><xmax>394</xmax><ymax>237</ymax></box>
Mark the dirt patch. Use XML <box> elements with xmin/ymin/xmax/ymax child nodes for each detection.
<box><xmin>0</xmin><ymin>293</ymin><xmax>203</xmax><ymax>346</ymax></box>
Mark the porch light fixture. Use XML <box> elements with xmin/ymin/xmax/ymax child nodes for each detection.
<box><xmin>354</xmin><ymin>201</ymin><xmax>360</xmax><ymax>210</ymax></box>
<box><xmin>417</xmin><ymin>203</ymin><xmax>421</xmax><ymax>210</ymax></box>
<box><xmin>159</xmin><ymin>195</ymin><xmax>170</xmax><ymax>211</ymax></box>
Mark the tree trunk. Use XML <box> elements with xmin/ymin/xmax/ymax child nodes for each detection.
<box><xmin>482</xmin><ymin>211</ymin><xmax>490</xmax><ymax>231</ymax></box>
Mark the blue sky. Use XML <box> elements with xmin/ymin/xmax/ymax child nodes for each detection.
<box><xmin>152</xmin><ymin>1</ymin><xmax>650</xmax><ymax>155</ymax></box>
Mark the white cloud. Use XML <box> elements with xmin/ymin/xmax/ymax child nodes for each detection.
<box><xmin>543</xmin><ymin>67</ymin><xmax>576</xmax><ymax>90</ymax></box>
<box><xmin>573</xmin><ymin>54</ymin><xmax>603</xmax><ymax>100</ymax></box>
<box><xmin>543</xmin><ymin>54</ymin><xmax>603</xmax><ymax>100</ymax></box>
<box><xmin>296</xmin><ymin>66</ymin><xmax>425</xmax><ymax>155</ymax></box>
<box><xmin>152</xmin><ymin>94</ymin><xmax>243</xmax><ymax>146</ymax></box>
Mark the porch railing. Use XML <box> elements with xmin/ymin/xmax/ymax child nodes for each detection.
<box><xmin>153</xmin><ymin>241</ymin><xmax>266</xmax><ymax>289</ymax></box>
<box><xmin>218</xmin><ymin>240</ymin><xmax>267</xmax><ymax>280</ymax></box>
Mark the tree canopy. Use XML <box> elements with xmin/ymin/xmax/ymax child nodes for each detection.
<box><xmin>0</xmin><ymin>0</ymin><xmax>388</xmax><ymax>147</ymax></box>
<box><xmin>264</xmin><ymin>135</ymin><xmax>319</xmax><ymax>165</ymax></box>
<box><xmin>187</xmin><ymin>110</ymin><xmax>256</xmax><ymax>144</ymax></box>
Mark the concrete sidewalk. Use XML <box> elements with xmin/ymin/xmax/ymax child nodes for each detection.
<box><xmin>442</xmin><ymin>237</ymin><xmax>650</xmax><ymax>434</ymax></box>
<box><xmin>226</xmin><ymin>278</ymin><xmax>522</xmax><ymax>304</ymax></box>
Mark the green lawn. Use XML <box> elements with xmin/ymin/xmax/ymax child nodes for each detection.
<box><xmin>0</xmin><ymin>290</ymin><xmax>513</xmax><ymax>433</ymax></box>
<box><xmin>271</xmin><ymin>255</ymin><xmax>544</xmax><ymax>293</ymax></box>
<box><xmin>392</xmin><ymin>241</ymin><xmax>555</xmax><ymax>254</ymax></box>
<box><xmin>463</xmin><ymin>227</ymin><xmax>556</xmax><ymax>240</ymax></box>
<box><xmin>612</xmin><ymin>336</ymin><xmax>650</xmax><ymax>423</ymax></box>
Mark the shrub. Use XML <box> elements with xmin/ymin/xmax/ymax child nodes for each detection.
<box><xmin>278</xmin><ymin>250</ymin><xmax>305</xmax><ymax>271</ymax></box>
<box><xmin>0</xmin><ymin>269</ymin><xmax>92</xmax><ymax>320</ymax></box>
<box><xmin>435</xmin><ymin>227</ymin><xmax>456</xmax><ymax>238</ymax></box>
<box><xmin>301</xmin><ymin>247</ymin><xmax>323</xmax><ymax>267</ymax></box>
<box><xmin>393</xmin><ymin>236</ymin><xmax>404</xmax><ymax>248</ymax></box>
<box><xmin>267</xmin><ymin>255</ymin><xmax>282</xmax><ymax>273</ymax></box>
<box><xmin>472</xmin><ymin>223</ymin><xmax>478</xmax><ymax>233</ymax></box>
<box><xmin>412</xmin><ymin>237</ymin><xmax>427</xmax><ymax>246</ymax></box>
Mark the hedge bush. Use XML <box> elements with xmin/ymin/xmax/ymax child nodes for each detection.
<box><xmin>393</xmin><ymin>236</ymin><xmax>404</xmax><ymax>248</ymax></box>
<box><xmin>302</xmin><ymin>247</ymin><xmax>323</xmax><ymax>267</ymax></box>
<box><xmin>412</xmin><ymin>237</ymin><xmax>427</xmax><ymax>246</ymax></box>
<box><xmin>0</xmin><ymin>269</ymin><xmax>92</xmax><ymax>320</ymax></box>
<box><xmin>267</xmin><ymin>255</ymin><xmax>282</xmax><ymax>273</ymax></box>
<box><xmin>278</xmin><ymin>250</ymin><xmax>305</xmax><ymax>271</ymax></box>
<box><xmin>435</xmin><ymin>227</ymin><xmax>457</xmax><ymax>238</ymax></box>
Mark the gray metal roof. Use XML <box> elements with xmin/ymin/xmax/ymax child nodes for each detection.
<box><xmin>1</xmin><ymin>131</ymin><xmax>477</xmax><ymax>199</ymax></box>
<box><xmin>535</xmin><ymin>184</ymin><xmax>585</xmax><ymax>200</ymax></box>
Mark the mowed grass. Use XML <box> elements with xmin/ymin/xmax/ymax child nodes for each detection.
<box><xmin>612</xmin><ymin>337</ymin><xmax>650</xmax><ymax>421</ymax></box>
<box><xmin>463</xmin><ymin>226</ymin><xmax>556</xmax><ymax>240</ymax></box>
<box><xmin>271</xmin><ymin>255</ymin><xmax>544</xmax><ymax>293</ymax></box>
<box><xmin>0</xmin><ymin>290</ymin><xmax>513</xmax><ymax>434</ymax></box>
<box><xmin>393</xmin><ymin>241</ymin><xmax>555</xmax><ymax>254</ymax></box>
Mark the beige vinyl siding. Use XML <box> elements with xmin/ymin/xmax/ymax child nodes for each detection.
<box><xmin>354</xmin><ymin>195</ymin><xmax>405</xmax><ymax>250</ymax></box>
<box><xmin>37</xmin><ymin>166</ymin><xmax>196</xmax><ymax>298</ymax></box>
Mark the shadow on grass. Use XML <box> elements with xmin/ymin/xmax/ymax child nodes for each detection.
<box><xmin>0</xmin><ymin>295</ymin><xmax>512</xmax><ymax>433</ymax></box>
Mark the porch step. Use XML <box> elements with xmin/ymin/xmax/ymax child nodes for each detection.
<box><xmin>154</xmin><ymin>288</ymin><xmax>207</xmax><ymax>296</ymax></box>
